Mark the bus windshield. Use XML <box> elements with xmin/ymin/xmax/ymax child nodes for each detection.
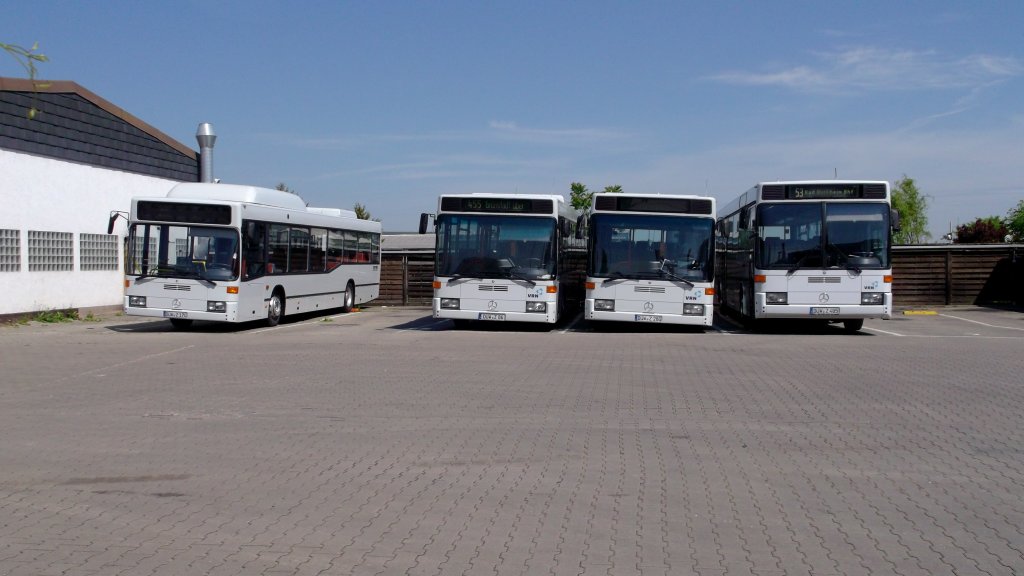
<box><xmin>590</xmin><ymin>214</ymin><xmax>713</xmax><ymax>281</ymax></box>
<box><xmin>435</xmin><ymin>215</ymin><xmax>556</xmax><ymax>279</ymax></box>
<box><xmin>128</xmin><ymin>224</ymin><xmax>240</xmax><ymax>281</ymax></box>
<box><xmin>757</xmin><ymin>202</ymin><xmax>890</xmax><ymax>270</ymax></box>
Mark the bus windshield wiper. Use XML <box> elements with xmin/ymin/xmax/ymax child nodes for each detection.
<box><xmin>447</xmin><ymin>273</ymin><xmax>488</xmax><ymax>285</ymax></box>
<box><xmin>178</xmin><ymin>268</ymin><xmax>217</xmax><ymax>286</ymax></box>
<box><xmin>506</xmin><ymin>270</ymin><xmax>536</xmax><ymax>287</ymax></box>
<box><xmin>602</xmin><ymin>271</ymin><xmax>630</xmax><ymax>285</ymax></box>
<box><xmin>827</xmin><ymin>241</ymin><xmax>861</xmax><ymax>274</ymax></box>
<box><xmin>787</xmin><ymin>254</ymin><xmax>812</xmax><ymax>275</ymax></box>
<box><xmin>658</xmin><ymin>260</ymin><xmax>695</xmax><ymax>288</ymax></box>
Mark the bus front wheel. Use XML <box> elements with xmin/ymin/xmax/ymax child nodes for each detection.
<box><xmin>843</xmin><ymin>319</ymin><xmax>864</xmax><ymax>333</ymax></box>
<box><xmin>267</xmin><ymin>291</ymin><xmax>284</xmax><ymax>327</ymax></box>
<box><xmin>169</xmin><ymin>318</ymin><xmax>193</xmax><ymax>330</ymax></box>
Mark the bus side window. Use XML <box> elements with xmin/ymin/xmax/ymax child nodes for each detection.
<box><xmin>327</xmin><ymin>229</ymin><xmax>343</xmax><ymax>271</ymax></box>
<box><xmin>243</xmin><ymin>221</ymin><xmax>269</xmax><ymax>279</ymax></box>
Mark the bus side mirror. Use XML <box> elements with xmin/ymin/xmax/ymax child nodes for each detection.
<box><xmin>561</xmin><ymin>218</ymin><xmax>573</xmax><ymax>237</ymax></box>
<box><xmin>891</xmin><ymin>208</ymin><xmax>901</xmax><ymax>233</ymax></box>
<box><xmin>107</xmin><ymin>211</ymin><xmax>127</xmax><ymax>234</ymax></box>
<box><xmin>575</xmin><ymin>214</ymin><xmax>586</xmax><ymax>240</ymax></box>
<box><xmin>418</xmin><ymin>213</ymin><xmax>432</xmax><ymax>234</ymax></box>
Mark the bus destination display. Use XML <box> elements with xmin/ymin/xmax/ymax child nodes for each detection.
<box><xmin>137</xmin><ymin>201</ymin><xmax>233</xmax><ymax>225</ymax></box>
<box><xmin>786</xmin><ymin>185</ymin><xmax>861</xmax><ymax>200</ymax></box>
<box><xmin>597</xmin><ymin>196</ymin><xmax>713</xmax><ymax>215</ymax></box>
<box><xmin>442</xmin><ymin>197</ymin><xmax>554</xmax><ymax>214</ymax></box>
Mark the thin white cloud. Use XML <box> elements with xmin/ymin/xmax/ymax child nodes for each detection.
<box><xmin>613</xmin><ymin>126</ymin><xmax>1024</xmax><ymax>238</ymax></box>
<box><xmin>262</xmin><ymin>120</ymin><xmax>630</xmax><ymax>151</ymax></box>
<box><xmin>710</xmin><ymin>47</ymin><xmax>1022</xmax><ymax>92</ymax></box>
<box><xmin>311</xmin><ymin>152</ymin><xmax>564</xmax><ymax>182</ymax></box>
<box><xmin>487</xmin><ymin>120</ymin><xmax>630</xmax><ymax>146</ymax></box>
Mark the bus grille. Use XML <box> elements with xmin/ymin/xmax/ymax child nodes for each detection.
<box><xmin>477</xmin><ymin>285</ymin><xmax>509</xmax><ymax>292</ymax></box>
<box><xmin>164</xmin><ymin>284</ymin><xmax>192</xmax><ymax>291</ymax></box>
<box><xmin>807</xmin><ymin>277</ymin><xmax>841</xmax><ymax>284</ymax></box>
<box><xmin>634</xmin><ymin>286</ymin><xmax>666</xmax><ymax>293</ymax></box>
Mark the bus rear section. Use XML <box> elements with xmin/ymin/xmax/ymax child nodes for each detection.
<box><xmin>584</xmin><ymin>193</ymin><xmax>715</xmax><ymax>327</ymax></box>
<box><xmin>428</xmin><ymin>194</ymin><xmax>582</xmax><ymax>325</ymax></box>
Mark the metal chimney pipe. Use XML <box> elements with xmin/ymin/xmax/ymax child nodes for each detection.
<box><xmin>195</xmin><ymin>123</ymin><xmax>217</xmax><ymax>183</ymax></box>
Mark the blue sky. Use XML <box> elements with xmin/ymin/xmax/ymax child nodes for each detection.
<box><xmin>5</xmin><ymin>1</ymin><xmax>1022</xmax><ymax>236</ymax></box>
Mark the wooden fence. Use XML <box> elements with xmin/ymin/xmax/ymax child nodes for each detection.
<box><xmin>378</xmin><ymin>252</ymin><xmax>434</xmax><ymax>306</ymax></box>
<box><xmin>376</xmin><ymin>243</ymin><xmax>1024</xmax><ymax>309</ymax></box>
<box><xmin>892</xmin><ymin>244</ymin><xmax>1023</xmax><ymax>307</ymax></box>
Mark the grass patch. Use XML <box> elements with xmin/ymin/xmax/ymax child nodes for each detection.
<box><xmin>33</xmin><ymin>308</ymin><xmax>78</xmax><ymax>323</ymax></box>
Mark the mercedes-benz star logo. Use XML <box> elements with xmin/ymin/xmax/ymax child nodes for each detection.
<box><xmin>172</xmin><ymin>299</ymin><xmax>182</xmax><ymax>309</ymax></box>
<box><xmin>487</xmin><ymin>300</ymin><xmax>498</xmax><ymax>311</ymax></box>
<box><xmin>818</xmin><ymin>293</ymin><xmax>830</xmax><ymax>303</ymax></box>
<box><xmin>643</xmin><ymin>301</ymin><xmax>655</xmax><ymax>312</ymax></box>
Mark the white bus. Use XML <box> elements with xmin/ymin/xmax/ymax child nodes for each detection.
<box><xmin>424</xmin><ymin>193</ymin><xmax>585</xmax><ymax>326</ymax></box>
<box><xmin>119</xmin><ymin>183</ymin><xmax>381</xmax><ymax>328</ymax></box>
<box><xmin>716</xmin><ymin>180</ymin><xmax>898</xmax><ymax>332</ymax></box>
<box><xmin>584</xmin><ymin>193</ymin><xmax>716</xmax><ymax>327</ymax></box>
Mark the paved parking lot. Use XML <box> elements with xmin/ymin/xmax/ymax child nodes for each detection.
<box><xmin>1</xmin><ymin>306</ymin><xmax>1023</xmax><ymax>575</ymax></box>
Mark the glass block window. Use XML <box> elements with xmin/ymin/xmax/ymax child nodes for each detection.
<box><xmin>28</xmin><ymin>230</ymin><xmax>73</xmax><ymax>271</ymax></box>
<box><xmin>0</xmin><ymin>229</ymin><xmax>20</xmax><ymax>272</ymax></box>
<box><xmin>80</xmin><ymin>233</ymin><xmax>120</xmax><ymax>271</ymax></box>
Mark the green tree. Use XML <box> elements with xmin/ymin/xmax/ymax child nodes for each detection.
<box><xmin>569</xmin><ymin>182</ymin><xmax>592</xmax><ymax>214</ymax></box>
<box><xmin>275</xmin><ymin>182</ymin><xmax>297</xmax><ymax>194</ymax></box>
<box><xmin>569</xmin><ymin>182</ymin><xmax>623</xmax><ymax>216</ymax></box>
<box><xmin>955</xmin><ymin>216</ymin><xmax>1009</xmax><ymax>244</ymax></box>
<box><xmin>353</xmin><ymin>203</ymin><xmax>380</xmax><ymax>221</ymax></box>
<box><xmin>2</xmin><ymin>41</ymin><xmax>49</xmax><ymax>119</ymax></box>
<box><xmin>891</xmin><ymin>176</ymin><xmax>929</xmax><ymax>244</ymax></box>
<box><xmin>1006</xmin><ymin>200</ymin><xmax>1024</xmax><ymax>242</ymax></box>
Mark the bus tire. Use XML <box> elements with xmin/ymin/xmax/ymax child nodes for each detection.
<box><xmin>267</xmin><ymin>289</ymin><xmax>284</xmax><ymax>327</ymax></box>
<box><xmin>341</xmin><ymin>282</ymin><xmax>355</xmax><ymax>313</ymax></box>
<box><xmin>169</xmin><ymin>318</ymin><xmax>193</xmax><ymax>330</ymax></box>
<box><xmin>843</xmin><ymin>319</ymin><xmax>864</xmax><ymax>333</ymax></box>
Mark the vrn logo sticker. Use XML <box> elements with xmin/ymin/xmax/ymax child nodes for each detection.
<box><xmin>527</xmin><ymin>287</ymin><xmax>544</xmax><ymax>299</ymax></box>
<box><xmin>863</xmin><ymin>280</ymin><xmax>880</xmax><ymax>290</ymax></box>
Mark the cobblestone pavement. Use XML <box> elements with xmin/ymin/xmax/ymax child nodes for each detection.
<box><xmin>1</xmin><ymin>307</ymin><xmax>1022</xmax><ymax>575</ymax></box>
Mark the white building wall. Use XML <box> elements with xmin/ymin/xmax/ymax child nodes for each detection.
<box><xmin>0</xmin><ymin>149</ymin><xmax>184</xmax><ymax>315</ymax></box>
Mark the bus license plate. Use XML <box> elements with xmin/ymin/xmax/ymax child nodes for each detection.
<box><xmin>163</xmin><ymin>311</ymin><xmax>189</xmax><ymax>319</ymax></box>
<box><xmin>810</xmin><ymin>307</ymin><xmax>840</xmax><ymax>316</ymax></box>
<box><xmin>478</xmin><ymin>313</ymin><xmax>505</xmax><ymax>321</ymax></box>
<box><xmin>635</xmin><ymin>314</ymin><xmax>662</xmax><ymax>323</ymax></box>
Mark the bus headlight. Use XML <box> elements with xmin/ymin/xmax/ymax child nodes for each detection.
<box><xmin>683</xmin><ymin>304</ymin><xmax>705</xmax><ymax>315</ymax></box>
<box><xmin>525</xmin><ymin>301</ymin><xmax>547</xmax><ymax>313</ymax></box>
<box><xmin>128</xmin><ymin>296</ymin><xmax>146</xmax><ymax>308</ymax></box>
<box><xmin>766</xmin><ymin>292</ymin><xmax>788</xmax><ymax>304</ymax></box>
<box><xmin>861</xmin><ymin>292</ymin><xmax>884</xmax><ymax>305</ymax></box>
<box><xmin>440</xmin><ymin>298</ymin><xmax>460</xmax><ymax>310</ymax></box>
<box><xmin>594</xmin><ymin>299</ymin><xmax>615</xmax><ymax>311</ymax></box>
<box><xmin>207</xmin><ymin>301</ymin><xmax>227</xmax><ymax>312</ymax></box>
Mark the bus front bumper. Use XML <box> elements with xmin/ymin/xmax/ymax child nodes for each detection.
<box><xmin>433</xmin><ymin>301</ymin><xmax>558</xmax><ymax>324</ymax></box>
<box><xmin>585</xmin><ymin>302</ymin><xmax>712</xmax><ymax>326</ymax></box>
<box><xmin>754</xmin><ymin>294</ymin><xmax>891</xmax><ymax>320</ymax></box>
<box><xmin>123</xmin><ymin>299</ymin><xmax>239</xmax><ymax>323</ymax></box>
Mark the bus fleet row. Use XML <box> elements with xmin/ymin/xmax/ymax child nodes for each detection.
<box><xmin>119</xmin><ymin>180</ymin><xmax>897</xmax><ymax>332</ymax></box>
